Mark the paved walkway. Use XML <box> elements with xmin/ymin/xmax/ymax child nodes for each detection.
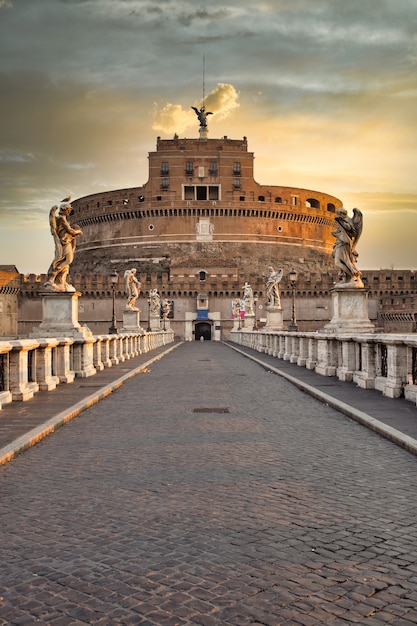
<box><xmin>226</xmin><ymin>343</ymin><xmax>417</xmax><ymax>456</ymax></box>
<box><xmin>2</xmin><ymin>340</ymin><xmax>417</xmax><ymax>466</ymax></box>
<box><xmin>1</xmin><ymin>341</ymin><xmax>417</xmax><ymax>625</ymax></box>
<box><xmin>0</xmin><ymin>342</ymin><xmax>181</xmax><ymax>465</ymax></box>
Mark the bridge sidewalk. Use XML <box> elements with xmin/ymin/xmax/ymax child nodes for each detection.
<box><xmin>1</xmin><ymin>338</ymin><xmax>417</xmax><ymax>465</ymax></box>
<box><xmin>0</xmin><ymin>341</ymin><xmax>182</xmax><ymax>465</ymax></box>
<box><xmin>227</xmin><ymin>341</ymin><xmax>417</xmax><ymax>456</ymax></box>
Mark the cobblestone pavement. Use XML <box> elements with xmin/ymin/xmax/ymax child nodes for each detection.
<box><xmin>2</xmin><ymin>341</ymin><xmax>417</xmax><ymax>626</ymax></box>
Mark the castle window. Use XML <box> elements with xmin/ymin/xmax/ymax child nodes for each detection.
<box><xmin>209</xmin><ymin>162</ymin><xmax>217</xmax><ymax>175</ymax></box>
<box><xmin>291</xmin><ymin>196</ymin><xmax>298</xmax><ymax>206</ymax></box>
<box><xmin>275</xmin><ymin>197</ymin><xmax>282</xmax><ymax>204</ymax></box>
<box><xmin>161</xmin><ymin>178</ymin><xmax>169</xmax><ymax>190</ymax></box>
<box><xmin>196</xmin><ymin>186</ymin><xmax>207</xmax><ymax>200</ymax></box>
<box><xmin>233</xmin><ymin>162</ymin><xmax>241</xmax><ymax>175</ymax></box>
<box><xmin>208</xmin><ymin>186</ymin><xmax>219</xmax><ymax>200</ymax></box>
<box><xmin>327</xmin><ymin>203</ymin><xmax>336</xmax><ymax>213</ymax></box>
<box><xmin>183</xmin><ymin>185</ymin><xmax>220</xmax><ymax>201</ymax></box>
<box><xmin>184</xmin><ymin>186</ymin><xmax>194</xmax><ymax>200</ymax></box>
<box><xmin>240</xmin><ymin>196</ymin><xmax>245</xmax><ymax>201</ymax></box>
<box><xmin>161</xmin><ymin>162</ymin><xmax>169</xmax><ymax>175</ymax></box>
<box><xmin>186</xmin><ymin>161</ymin><xmax>194</xmax><ymax>175</ymax></box>
<box><xmin>157</xmin><ymin>195</ymin><xmax>162</xmax><ymax>201</ymax></box>
<box><xmin>233</xmin><ymin>179</ymin><xmax>241</xmax><ymax>189</ymax></box>
<box><xmin>199</xmin><ymin>271</ymin><xmax>207</xmax><ymax>281</ymax></box>
<box><xmin>258</xmin><ymin>195</ymin><xmax>265</xmax><ymax>202</ymax></box>
<box><xmin>306</xmin><ymin>198</ymin><xmax>320</xmax><ymax>209</ymax></box>
<box><xmin>107</xmin><ymin>200</ymin><xmax>112</xmax><ymax>206</ymax></box>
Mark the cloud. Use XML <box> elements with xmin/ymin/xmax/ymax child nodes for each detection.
<box><xmin>341</xmin><ymin>193</ymin><xmax>417</xmax><ymax>269</ymax></box>
<box><xmin>0</xmin><ymin>70</ymin><xmax>157</xmax><ymax>229</ymax></box>
<box><xmin>176</xmin><ymin>7</ymin><xmax>230</xmax><ymax>27</ymax></box>
<box><xmin>152</xmin><ymin>83</ymin><xmax>239</xmax><ymax>134</ymax></box>
<box><xmin>203</xmin><ymin>83</ymin><xmax>240</xmax><ymax>120</ymax></box>
<box><xmin>152</xmin><ymin>103</ymin><xmax>193</xmax><ymax>135</ymax></box>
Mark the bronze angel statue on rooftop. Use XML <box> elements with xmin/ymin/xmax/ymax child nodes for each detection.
<box><xmin>191</xmin><ymin>105</ymin><xmax>213</xmax><ymax>128</ymax></box>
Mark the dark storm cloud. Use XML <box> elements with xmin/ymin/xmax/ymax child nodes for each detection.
<box><xmin>176</xmin><ymin>7</ymin><xmax>230</xmax><ymax>27</ymax></box>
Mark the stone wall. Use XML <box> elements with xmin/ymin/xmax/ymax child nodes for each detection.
<box><xmin>10</xmin><ymin>268</ymin><xmax>417</xmax><ymax>339</ymax></box>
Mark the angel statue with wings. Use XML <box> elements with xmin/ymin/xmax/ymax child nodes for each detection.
<box><xmin>124</xmin><ymin>268</ymin><xmax>141</xmax><ymax>310</ymax></box>
<box><xmin>331</xmin><ymin>207</ymin><xmax>364</xmax><ymax>287</ymax></box>
<box><xmin>44</xmin><ymin>197</ymin><xmax>83</xmax><ymax>292</ymax></box>
<box><xmin>266</xmin><ymin>266</ymin><xmax>283</xmax><ymax>308</ymax></box>
<box><xmin>191</xmin><ymin>105</ymin><xmax>213</xmax><ymax>128</ymax></box>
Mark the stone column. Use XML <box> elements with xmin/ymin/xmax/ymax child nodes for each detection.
<box><xmin>35</xmin><ymin>338</ymin><xmax>60</xmax><ymax>391</ymax></box>
<box><xmin>297</xmin><ymin>336</ymin><xmax>309</xmax><ymax>367</ymax></box>
<box><xmin>354</xmin><ymin>340</ymin><xmax>376</xmax><ymax>389</ymax></box>
<box><xmin>315</xmin><ymin>336</ymin><xmax>338</xmax><ymax>376</ymax></box>
<box><xmin>337</xmin><ymin>339</ymin><xmax>357</xmax><ymax>382</ymax></box>
<box><xmin>9</xmin><ymin>340</ymin><xmax>40</xmax><ymax>401</ymax></box>
<box><xmin>0</xmin><ymin>343</ymin><xmax>13</xmax><ymax>408</ymax></box>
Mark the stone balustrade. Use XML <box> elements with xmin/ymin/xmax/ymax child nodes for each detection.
<box><xmin>0</xmin><ymin>330</ymin><xmax>174</xmax><ymax>410</ymax></box>
<box><xmin>230</xmin><ymin>329</ymin><xmax>417</xmax><ymax>406</ymax></box>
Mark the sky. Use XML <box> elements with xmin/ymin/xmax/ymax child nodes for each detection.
<box><xmin>1</xmin><ymin>0</ymin><xmax>417</xmax><ymax>274</ymax></box>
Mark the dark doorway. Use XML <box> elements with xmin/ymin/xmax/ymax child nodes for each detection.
<box><xmin>195</xmin><ymin>322</ymin><xmax>212</xmax><ymax>341</ymax></box>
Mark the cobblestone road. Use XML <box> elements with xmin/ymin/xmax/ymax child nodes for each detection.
<box><xmin>1</xmin><ymin>342</ymin><xmax>417</xmax><ymax>625</ymax></box>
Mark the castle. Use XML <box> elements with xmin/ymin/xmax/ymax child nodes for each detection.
<box><xmin>2</xmin><ymin>121</ymin><xmax>417</xmax><ymax>339</ymax></box>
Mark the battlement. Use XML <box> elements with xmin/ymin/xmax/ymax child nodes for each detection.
<box><xmin>16</xmin><ymin>269</ymin><xmax>417</xmax><ymax>301</ymax></box>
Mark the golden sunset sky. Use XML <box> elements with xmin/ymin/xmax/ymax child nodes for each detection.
<box><xmin>1</xmin><ymin>0</ymin><xmax>417</xmax><ymax>273</ymax></box>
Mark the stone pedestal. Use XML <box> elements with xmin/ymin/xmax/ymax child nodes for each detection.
<box><xmin>244</xmin><ymin>314</ymin><xmax>256</xmax><ymax>330</ymax></box>
<box><xmin>149</xmin><ymin>315</ymin><xmax>161</xmax><ymax>331</ymax></box>
<box><xmin>30</xmin><ymin>292</ymin><xmax>95</xmax><ymax>379</ymax></box>
<box><xmin>199</xmin><ymin>127</ymin><xmax>208</xmax><ymax>140</ymax></box>
<box><xmin>231</xmin><ymin>317</ymin><xmax>241</xmax><ymax>331</ymax></box>
<box><xmin>324</xmin><ymin>286</ymin><xmax>375</xmax><ymax>333</ymax></box>
<box><xmin>264</xmin><ymin>306</ymin><xmax>284</xmax><ymax>331</ymax></box>
<box><xmin>31</xmin><ymin>292</ymin><xmax>92</xmax><ymax>339</ymax></box>
<box><xmin>121</xmin><ymin>309</ymin><xmax>144</xmax><ymax>334</ymax></box>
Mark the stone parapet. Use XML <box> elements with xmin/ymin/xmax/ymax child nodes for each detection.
<box><xmin>0</xmin><ymin>330</ymin><xmax>174</xmax><ymax>410</ymax></box>
<box><xmin>231</xmin><ymin>329</ymin><xmax>417</xmax><ymax>406</ymax></box>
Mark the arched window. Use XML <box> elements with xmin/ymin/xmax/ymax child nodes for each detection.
<box><xmin>327</xmin><ymin>203</ymin><xmax>336</xmax><ymax>213</ymax></box>
<box><xmin>306</xmin><ymin>198</ymin><xmax>320</xmax><ymax>209</ymax></box>
<box><xmin>258</xmin><ymin>195</ymin><xmax>265</xmax><ymax>202</ymax></box>
<box><xmin>275</xmin><ymin>197</ymin><xmax>282</xmax><ymax>204</ymax></box>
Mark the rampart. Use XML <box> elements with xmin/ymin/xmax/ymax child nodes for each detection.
<box><xmin>10</xmin><ymin>268</ymin><xmax>417</xmax><ymax>338</ymax></box>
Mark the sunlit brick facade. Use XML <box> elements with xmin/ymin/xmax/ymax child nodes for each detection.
<box><xmin>70</xmin><ymin>134</ymin><xmax>343</xmax><ymax>279</ymax></box>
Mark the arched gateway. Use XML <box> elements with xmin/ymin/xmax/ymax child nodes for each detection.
<box><xmin>195</xmin><ymin>321</ymin><xmax>212</xmax><ymax>341</ymax></box>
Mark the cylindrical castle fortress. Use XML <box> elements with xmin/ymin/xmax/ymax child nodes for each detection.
<box><xmin>70</xmin><ymin>134</ymin><xmax>343</xmax><ymax>279</ymax></box>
